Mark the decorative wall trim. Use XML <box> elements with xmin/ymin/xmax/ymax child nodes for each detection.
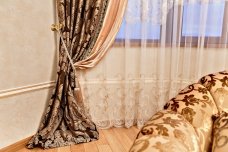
<box><xmin>0</xmin><ymin>79</ymin><xmax>195</xmax><ymax>99</ymax></box>
<box><xmin>0</xmin><ymin>81</ymin><xmax>55</xmax><ymax>99</ymax></box>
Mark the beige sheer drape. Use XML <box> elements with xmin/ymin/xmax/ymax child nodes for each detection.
<box><xmin>78</xmin><ymin>0</ymin><xmax>228</xmax><ymax>129</ymax></box>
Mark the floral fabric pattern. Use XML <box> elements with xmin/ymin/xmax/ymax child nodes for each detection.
<box><xmin>130</xmin><ymin>134</ymin><xmax>191</xmax><ymax>152</ymax></box>
<box><xmin>131</xmin><ymin>71</ymin><xmax>228</xmax><ymax>152</ymax></box>
<box><xmin>164</xmin><ymin>83</ymin><xmax>218</xmax><ymax>152</ymax></box>
<box><xmin>137</xmin><ymin>110</ymin><xmax>200</xmax><ymax>151</ymax></box>
<box><xmin>199</xmin><ymin>71</ymin><xmax>228</xmax><ymax>113</ymax></box>
<box><xmin>26</xmin><ymin>0</ymin><xmax>109</xmax><ymax>149</ymax></box>
<box><xmin>212</xmin><ymin>111</ymin><xmax>228</xmax><ymax>152</ymax></box>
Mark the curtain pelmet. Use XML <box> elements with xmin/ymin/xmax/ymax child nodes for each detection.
<box><xmin>27</xmin><ymin>0</ymin><xmax>109</xmax><ymax>149</ymax></box>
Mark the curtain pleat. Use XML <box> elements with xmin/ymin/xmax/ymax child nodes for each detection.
<box><xmin>27</xmin><ymin>0</ymin><xmax>110</xmax><ymax>149</ymax></box>
<box><xmin>74</xmin><ymin>0</ymin><xmax>128</xmax><ymax>69</ymax></box>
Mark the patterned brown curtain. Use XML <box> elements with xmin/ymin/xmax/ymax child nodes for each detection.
<box><xmin>27</xmin><ymin>0</ymin><xmax>109</xmax><ymax>149</ymax></box>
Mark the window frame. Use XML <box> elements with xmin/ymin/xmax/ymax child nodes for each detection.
<box><xmin>177</xmin><ymin>1</ymin><xmax>228</xmax><ymax>48</ymax></box>
<box><xmin>114</xmin><ymin>1</ymin><xmax>228</xmax><ymax>48</ymax></box>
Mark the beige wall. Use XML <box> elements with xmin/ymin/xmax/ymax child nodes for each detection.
<box><xmin>0</xmin><ymin>0</ymin><xmax>227</xmax><ymax>149</ymax></box>
<box><xmin>0</xmin><ymin>0</ymin><xmax>56</xmax><ymax>148</ymax></box>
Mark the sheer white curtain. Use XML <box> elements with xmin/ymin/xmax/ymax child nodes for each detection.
<box><xmin>78</xmin><ymin>0</ymin><xmax>228</xmax><ymax>129</ymax></box>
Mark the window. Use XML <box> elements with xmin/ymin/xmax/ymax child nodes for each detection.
<box><xmin>115</xmin><ymin>0</ymin><xmax>228</xmax><ymax>47</ymax></box>
<box><xmin>182</xmin><ymin>0</ymin><xmax>225</xmax><ymax>37</ymax></box>
<box><xmin>115</xmin><ymin>19</ymin><xmax>161</xmax><ymax>40</ymax></box>
<box><xmin>115</xmin><ymin>0</ymin><xmax>161</xmax><ymax>41</ymax></box>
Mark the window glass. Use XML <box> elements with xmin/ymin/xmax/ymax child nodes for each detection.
<box><xmin>115</xmin><ymin>0</ymin><xmax>161</xmax><ymax>40</ymax></box>
<box><xmin>182</xmin><ymin>0</ymin><xmax>225</xmax><ymax>37</ymax></box>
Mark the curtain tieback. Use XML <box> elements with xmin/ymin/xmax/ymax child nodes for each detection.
<box><xmin>51</xmin><ymin>24</ymin><xmax>76</xmax><ymax>73</ymax></box>
<box><xmin>51</xmin><ymin>24</ymin><xmax>83</xmax><ymax>101</ymax></box>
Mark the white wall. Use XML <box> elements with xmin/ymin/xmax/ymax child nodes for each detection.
<box><xmin>0</xmin><ymin>0</ymin><xmax>56</xmax><ymax>148</ymax></box>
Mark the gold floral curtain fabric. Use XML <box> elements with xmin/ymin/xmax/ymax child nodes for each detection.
<box><xmin>27</xmin><ymin>0</ymin><xmax>109</xmax><ymax>149</ymax></box>
<box><xmin>75</xmin><ymin>0</ymin><xmax>128</xmax><ymax>69</ymax></box>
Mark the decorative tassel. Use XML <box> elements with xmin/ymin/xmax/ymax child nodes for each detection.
<box><xmin>74</xmin><ymin>77</ymin><xmax>83</xmax><ymax>103</ymax></box>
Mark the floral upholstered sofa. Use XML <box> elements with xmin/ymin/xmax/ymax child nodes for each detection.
<box><xmin>130</xmin><ymin>71</ymin><xmax>228</xmax><ymax>152</ymax></box>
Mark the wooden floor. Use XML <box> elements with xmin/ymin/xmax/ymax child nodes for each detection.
<box><xmin>6</xmin><ymin>127</ymin><xmax>139</xmax><ymax>152</ymax></box>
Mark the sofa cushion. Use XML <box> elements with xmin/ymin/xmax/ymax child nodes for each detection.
<box><xmin>137</xmin><ymin>110</ymin><xmax>200</xmax><ymax>151</ymax></box>
<box><xmin>129</xmin><ymin>134</ymin><xmax>193</xmax><ymax>152</ymax></box>
<box><xmin>199</xmin><ymin>71</ymin><xmax>228</xmax><ymax>113</ymax></box>
<box><xmin>164</xmin><ymin>83</ymin><xmax>218</xmax><ymax>152</ymax></box>
<box><xmin>212</xmin><ymin>111</ymin><xmax>228</xmax><ymax>152</ymax></box>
